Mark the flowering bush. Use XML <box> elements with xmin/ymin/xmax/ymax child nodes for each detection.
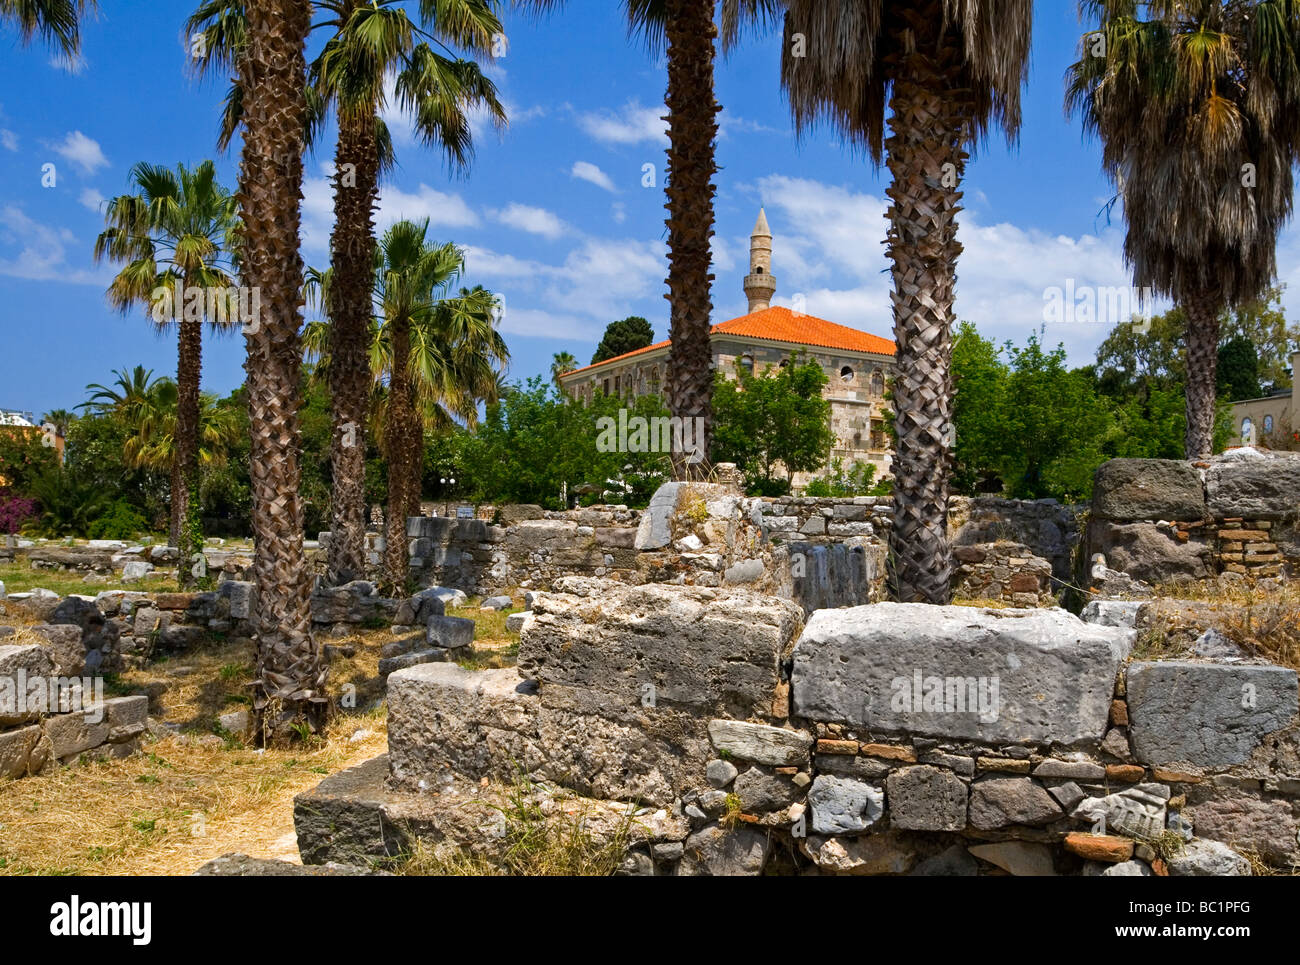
<box><xmin>0</xmin><ymin>488</ymin><xmax>36</xmax><ymax>534</ymax></box>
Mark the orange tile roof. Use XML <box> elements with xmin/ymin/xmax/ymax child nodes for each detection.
<box><xmin>563</xmin><ymin>306</ymin><xmax>895</xmax><ymax>378</ymax></box>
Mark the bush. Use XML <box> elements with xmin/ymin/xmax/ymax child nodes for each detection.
<box><xmin>87</xmin><ymin>500</ymin><xmax>151</xmax><ymax>540</ymax></box>
<box><xmin>803</xmin><ymin>458</ymin><xmax>890</xmax><ymax>497</ymax></box>
<box><xmin>0</xmin><ymin>488</ymin><xmax>36</xmax><ymax>534</ymax></box>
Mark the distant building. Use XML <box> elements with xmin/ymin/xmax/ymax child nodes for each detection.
<box><xmin>1227</xmin><ymin>350</ymin><xmax>1299</xmax><ymax>447</ymax></box>
<box><xmin>559</xmin><ymin>210</ymin><xmax>898</xmax><ymax>481</ymax></box>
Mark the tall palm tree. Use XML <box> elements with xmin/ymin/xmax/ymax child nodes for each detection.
<box><xmin>781</xmin><ymin>0</ymin><xmax>1031</xmax><ymax>604</ymax></box>
<box><xmin>189</xmin><ymin>0</ymin><xmax>505</xmax><ymax>586</ymax></box>
<box><xmin>310</xmin><ymin>221</ymin><xmax>507</xmax><ymax>589</ymax></box>
<box><xmin>92</xmin><ymin>160</ymin><xmax>240</xmax><ymax>584</ymax></box>
<box><xmin>551</xmin><ymin>351</ymin><xmax>578</xmax><ymax>387</ymax></box>
<box><xmin>1068</xmin><ymin>0</ymin><xmax>1300</xmax><ymax>460</ymax></box>
<box><xmin>0</xmin><ymin>0</ymin><xmax>92</xmax><ymax>56</ymax></box>
<box><xmin>232</xmin><ymin>0</ymin><xmax>322</xmax><ymax>741</ymax></box>
<box><xmin>522</xmin><ymin>0</ymin><xmax>779</xmax><ymax>479</ymax></box>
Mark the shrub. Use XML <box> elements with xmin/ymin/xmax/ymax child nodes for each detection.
<box><xmin>87</xmin><ymin>500</ymin><xmax>151</xmax><ymax>540</ymax></box>
<box><xmin>804</xmin><ymin>458</ymin><xmax>890</xmax><ymax>497</ymax></box>
<box><xmin>0</xmin><ymin>488</ymin><xmax>36</xmax><ymax>534</ymax></box>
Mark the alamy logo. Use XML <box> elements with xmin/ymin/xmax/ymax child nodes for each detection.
<box><xmin>595</xmin><ymin>409</ymin><xmax>706</xmax><ymax>464</ymax></box>
<box><xmin>149</xmin><ymin>279</ymin><xmax>262</xmax><ymax>332</ymax></box>
<box><xmin>1042</xmin><ymin>280</ymin><xmax>1154</xmax><ymax>326</ymax></box>
<box><xmin>0</xmin><ymin>671</ymin><xmax>104</xmax><ymax>722</ymax></box>
<box><xmin>890</xmin><ymin>669</ymin><xmax>1000</xmax><ymax>723</ymax></box>
<box><xmin>49</xmin><ymin>896</ymin><xmax>151</xmax><ymax>945</ymax></box>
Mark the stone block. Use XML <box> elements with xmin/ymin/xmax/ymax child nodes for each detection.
<box><xmin>791</xmin><ymin>602</ymin><xmax>1129</xmax><ymax>745</ymax></box>
<box><xmin>1091</xmin><ymin>459</ymin><xmax>1206</xmax><ymax>521</ymax></box>
<box><xmin>1127</xmin><ymin>660</ymin><xmax>1298</xmax><ymax>768</ymax></box>
<box><xmin>807</xmin><ymin>774</ymin><xmax>883</xmax><ymax>834</ymax></box>
<box><xmin>426</xmin><ymin>615</ymin><xmax>474</xmax><ymax>650</ymax></box>
<box><xmin>886</xmin><ymin>765</ymin><xmax>968</xmax><ymax>831</ymax></box>
<box><xmin>519</xmin><ymin>579</ymin><xmax>801</xmax><ymax>722</ymax></box>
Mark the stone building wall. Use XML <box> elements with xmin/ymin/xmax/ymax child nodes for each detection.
<box><xmin>300</xmin><ymin>579</ymin><xmax>1300</xmax><ymax>875</ymax></box>
<box><xmin>1088</xmin><ymin>451</ymin><xmax>1300</xmax><ymax>588</ymax></box>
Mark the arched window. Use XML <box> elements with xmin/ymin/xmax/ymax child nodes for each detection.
<box><xmin>870</xmin><ymin>370</ymin><xmax>885</xmax><ymax>395</ymax></box>
<box><xmin>840</xmin><ymin>365</ymin><xmax>854</xmax><ymax>383</ymax></box>
<box><xmin>778</xmin><ymin>358</ymin><xmax>789</xmax><ymax>368</ymax></box>
<box><xmin>740</xmin><ymin>354</ymin><xmax>755</xmax><ymax>375</ymax></box>
<box><xmin>1241</xmin><ymin>417</ymin><xmax>1254</xmax><ymax>443</ymax></box>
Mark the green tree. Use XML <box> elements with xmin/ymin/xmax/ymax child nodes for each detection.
<box><xmin>1068</xmin><ymin>0</ymin><xmax>1300</xmax><ymax>459</ymax></box>
<box><xmin>711</xmin><ymin>354</ymin><xmax>834</xmax><ymax>495</ymax></box>
<box><xmin>1217</xmin><ymin>337</ymin><xmax>1262</xmax><ymax>403</ymax></box>
<box><xmin>461</xmin><ymin>377</ymin><xmax>671</xmax><ymax>509</ymax></box>
<box><xmin>550</xmin><ymin>351</ymin><xmax>578</xmax><ymax>388</ymax></box>
<box><xmin>1220</xmin><ymin>288</ymin><xmax>1299</xmax><ymax>394</ymax></box>
<box><xmin>92</xmin><ymin>160</ymin><xmax>240</xmax><ymax>583</ymax></box>
<box><xmin>1000</xmin><ymin>337</ymin><xmax>1113</xmax><ymax>501</ymax></box>
<box><xmin>591</xmin><ymin>316</ymin><xmax>655</xmax><ymax>364</ymax></box>
<box><xmin>950</xmin><ymin>322</ymin><xmax>1007</xmax><ymax>495</ymax></box>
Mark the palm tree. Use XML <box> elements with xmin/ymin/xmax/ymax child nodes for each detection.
<box><xmin>119</xmin><ymin>381</ymin><xmax>241</xmax><ymax>477</ymax></box>
<box><xmin>311</xmin><ymin>221</ymin><xmax>507</xmax><ymax>589</ymax></box>
<box><xmin>0</xmin><ymin>0</ymin><xmax>92</xmax><ymax>56</ymax></box>
<box><xmin>523</xmin><ymin>0</ymin><xmax>780</xmax><ymax>480</ymax></box>
<box><xmin>80</xmin><ymin>365</ymin><xmax>161</xmax><ymax>419</ymax></box>
<box><xmin>551</xmin><ymin>351</ymin><xmax>578</xmax><ymax>388</ymax></box>
<box><xmin>781</xmin><ymin>0</ymin><xmax>1031</xmax><ymax>604</ymax></box>
<box><xmin>92</xmin><ymin>160</ymin><xmax>240</xmax><ymax>583</ymax></box>
<box><xmin>231</xmin><ymin>0</ymin><xmax>322</xmax><ymax>741</ymax></box>
<box><xmin>39</xmin><ymin>409</ymin><xmax>76</xmax><ymax>438</ymax></box>
<box><xmin>189</xmin><ymin>0</ymin><xmax>505</xmax><ymax>586</ymax></box>
<box><xmin>1068</xmin><ymin>0</ymin><xmax>1300</xmax><ymax>460</ymax></box>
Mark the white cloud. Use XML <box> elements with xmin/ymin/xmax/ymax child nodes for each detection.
<box><xmin>48</xmin><ymin>130</ymin><xmax>108</xmax><ymax>175</ymax></box>
<box><xmin>571</xmin><ymin>160</ymin><xmax>618</xmax><ymax>193</ymax></box>
<box><xmin>464</xmin><ymin>237</ymin><xmax>667</xmax><ymax>340</ymax></box>
<box><xmin>493</xmin><ymin>202</ymin><xmax>568</xmax><ymax>239</ymax></box>
<box><xmin>611</xmin><ymin>201</ymin><xmax>627</xmax><ymax>224</ymax></box>
<box><xmin>299</xmin><ymin>165</ymin><xmax>480</xmax><ymax>256</ymax></box>
<box><xmin>0</xmin><ymin>129</ymin><xmax>17</xmax><ymax>152</ymax></box>
<box><xmin>577</xmin><ymin>100</ymin><xmax>667</xmax><ymax>146</ymax></box>
<box><xmin>0</xmin><ymin>205</ymin><xmax>107</xmax><ymax>284</ymax></box>
<box><xmin>78</xmin><ymin>187</ymin><xmax>105</xmax><ymax>212</ymax></box>
<box><xmin>749</xmin><ymin>173</ymin><xmax>1157</xmax><ymax>364</ymax></box>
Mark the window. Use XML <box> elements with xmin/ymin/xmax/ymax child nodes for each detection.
<box><xmin>602</xmin><ymin>378</ymin><xmax>610</xmax><ymax>396</ymax></box>
<box><xmin>753</xmin><ymin>266</ymin><xmax>764</xmax><ymax>274</ymax></box>
<box><xmin>1241</xmin><ymin>417</ymin><xmax>1254</xmax><ymax>443</ymax></box>
<box><xmin>614</xmin><ymin>375</ymin><xmax>621</xmax><ymax>394</ymax></box>
<box><xmin>740</xmin><ymin>354</ymin><xmax>754</xmax><ymax>375</ymax></box>
<box><xmin>871</xmin><ymin>370</ymin><xmax>885</xmax><ymax>395</ymax></box>
<box><xmin>1264</xmin><ymin>415</ymin><xmax>1274</xmax><ymax>434</ymax></box>
<box><xmin>840</xmin><ymin>365</ymin><xmax>854</xmax><ymax>383</ymax></box>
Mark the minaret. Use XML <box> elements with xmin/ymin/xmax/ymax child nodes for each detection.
<box><xmin>743</xmin><ymin>208</ymin><xmax>776</xmax><ymax>313</ymax></box>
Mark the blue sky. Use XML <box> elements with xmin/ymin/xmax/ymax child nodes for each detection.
<box><xmin>2</xmin><ymin>0</ymin><xmax>1297</xmax><ymax>419</ymax></box>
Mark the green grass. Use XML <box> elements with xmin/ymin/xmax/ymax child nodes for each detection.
<box><xmin>0</xmin><ymin>560</ymin><xmax>179</xmax><ymax>597</ymax></box>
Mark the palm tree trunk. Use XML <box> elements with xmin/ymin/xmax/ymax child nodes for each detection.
<box><xmin>175</xmin><ymin>276</ymin><xmax>203</xmax><ymax>588</ymax></box>
<box><xmin>384</xmin><ymin>318</ymin><xmax>417</xmax><ymax>590</ymax></box>
<box><xmin>1183</xmin><ymin>290</ymin><xmax>1222</xmax><ymax>460</ymax></box>
<box><xmin>884</xmin><ymin>3</ymin><xmax>962</xmax><ymax>605</ymax></box>
<box><xmin>663</xmin><ymin>0</ymin><xmax>719</xmax><ymax>480</ymax></box>
<box><xmin>326</xmin><ymin>107</ymin><xmax>379</xmax><ymax>584</ymax></box>
<box><xmin>237</xmin><ymin>0</ymin><xmax>326</xmax><ymax>742</ymax></box>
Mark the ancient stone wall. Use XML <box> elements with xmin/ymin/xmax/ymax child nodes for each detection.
<box><xmin>301</xmin><ymin>579</ymin><xmax>1298</xmax><ymax>875</ymax></box>
<box><xmin>1088</xmin><ymin>451</ymin><xmax>1300</xmax><ymax>587</ymax></box>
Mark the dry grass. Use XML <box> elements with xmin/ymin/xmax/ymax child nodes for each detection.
<box><xmin>393</xmin><ymin>774</ymin><xmax>633</xmax><ymax>876</ymax></box>
<box><xmin>0</xmin><ymin>631</ymin><xmax>389</xmax><ymax>876</ymax></box>
<box><xmin>1141</xmin><ymin>578</ymin><xmax>1300</xmax><ymax>670</ymax></box>
<box><xmin>0</xmin><ymin>596</ymin><xmax>535</xmax><ymax>876</ymax></box>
